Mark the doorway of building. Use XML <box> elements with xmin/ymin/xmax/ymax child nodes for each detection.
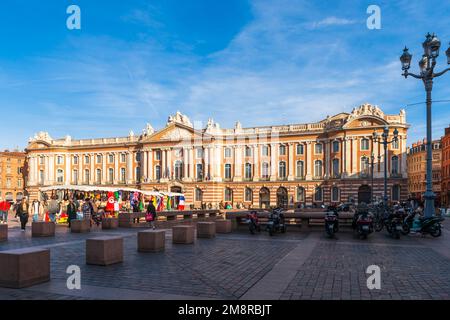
<box><xmin>276</xmin><ymin>187</ymin><xmax>288</xmax><ymax>209</ymax></box>
<box><xmin>358</xmin><ymin>185</ymin><xmax>372</xmax><ymax>204</ymax></box>
<box><xmin>259</xmin><ymin>187</ymin><xmax>270</xmax><ymax>209</ymax></box>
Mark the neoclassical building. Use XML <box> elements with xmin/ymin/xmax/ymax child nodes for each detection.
<box><xmin>25</xmin><ymin>104</ymin><xmax>409</xmax><ymax>208</ymax></box>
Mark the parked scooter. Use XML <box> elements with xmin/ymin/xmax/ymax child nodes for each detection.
<box><xmin>401</xmin><ymin>210</ymin><xmax>444</xmax><ymax>237</ymax></box>
<box><xmin>385</xmin><ymin>207</ymin><xmax>406</xmax><ymax>239</ymax></box>
<box><xmin>352</xmin><ymin>203</ymin><xmax>374</xmax><ymax>239</ymax></box>
<box><xmin>266</xmin><ymin>208</ymin><xmax>287</xmax><ymax>236</ymax></box>
<box><xmin>246</xmin><ymin>211</ymin><xmax>261</xmax><ymax>234</ymax></box>
<box><xmin>324</xmin><ymin>205</ymin><xmax>339</xmax><ymax>238</ymax></box>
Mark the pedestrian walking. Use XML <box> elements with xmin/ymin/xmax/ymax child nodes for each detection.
<box><xmin>145</xmin><ymin>200</ymin><xmax>157</xmax><ymax>230</ymax></box>
<box><xmin>16</xmin><ymin>198</ymin><xmax>30</xmax><ymax>231</ymax></box>
<box><xmin>81</xmin><ymin>198</ymin><xmax>94</xmax><ymax>227</ymax></box>
<box><xmin>47</xmin><ymin>196</ymin><xmax>60</xmax><ymax>223</ymax></box>
<box><xmin>31</xmin><ymin>199</ymin><xmax>44</xmax><ymax>222</ymax></box>
<box><xmin>67</xmin><ymin>198</ymin><xmax>77</xmax><ymax>228</ymax></box>
<box><xmin>0</xmin><ymin>197</ymin><xmax>11</xmax><ymax>224</ymax></box>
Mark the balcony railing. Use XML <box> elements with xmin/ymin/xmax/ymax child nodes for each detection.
<box><xmin>295</xmin><ymin>176</ymin><xmax>305</xmax><ymax>181</ymax></box>
<box><xmin>243</xmin><ymin>177</ymin><xmax>253</xmax><ymax>181</ymax></box>
<box><xmin>278</xmin><ymin>176</ymin><xmax>288</xmax><ymax>181</ymax></box>
<box><xmin>259</xmin><ymin>176</ymin><xmax>270</xmax><ymax>181</ymax></box>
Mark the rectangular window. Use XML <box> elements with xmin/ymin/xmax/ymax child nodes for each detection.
<box><xmin>96</xmin><ymin>155</ymin><xmax>102</xmax><ymax>164</ymax></box>
<box><xmin>73</xmin><ymin>156</ymin><xmax>78</xmax><ymax>165</ymax></box>
<box><xmin>85</xmin><ymin>155</ymin><xmax>90</xmax><ymax>164</ymax></box>
<box><xmin>279</xmin><ymin>145</ymin><xmax>286</xmax><ymax>156</ymax></box>
<box><xmin>109</xmin><ymin>154</ymin><xmax>114</xmax><ymax>163</ymax></box>
<box><xmin>262</xmin><ymin>145</ymin><xmax>269</xmax><ymax>156</ymax></box>
<box><xmin>196</xmin><ymin>164</ymin><xmax>203</xmax><ymax>179</ymax></box>
<box><xmin>135</xmin><ymin>153</ymin><xmax>141</xmax><ymax>162</ymax></box>
<box><xmin>121</xmin><ymin>154</ymin><xmax>126</xmax><ymax>163</ymax></box>
<box><xmin>57</xmin><ymin>156</ymin><xmax>63</xmax><ymax>165</ymax></box>
<box><xmin>224</xmin><ymin>148</ymin><xmax>232</xmax><ymax>158</ymax></box>
<box><xmin>155</xmin><ymin>151</ymin><xmax>161</xmax><ymax>161</ymax></box>
<box><xmin>296</xmin><ymin>144</ymin><xmax>304</xmax><ymax>155</ymax></box>
<box><xmin>332</xmin><ymin>141</ymin><xmax>340</xmax><ymax>153</ymax></box>
<box><xmin>245</xmin><ymin>147</ymin><xmax>252</xmax><ymax>157</ymax></box>
<box><xmin>315</xmin><ymin>143</ymin><xmax>323</xmax><ymax>154</ymax></box>
<box><xmin>197</xmin><ymin>148</ymin><xmax>204</xmax><ymax>158</ymax></box>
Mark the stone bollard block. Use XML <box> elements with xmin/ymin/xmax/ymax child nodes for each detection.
<box><xmin>138</xmin><ymin>230</ymin><xmax>165</xmax><ymax>252</ymax></box>
<box><xmin>71</xmin><ymin>219</ymin><xmax>91</xmax><ymax>233</ymax></box>
<box><xmin>172</xmin><ymin>225</ymin><xmax>195</xmax><ymax>244</ymax></box>
<box><xmin>32</xmin><ymin>222</ymin><xmax>55</xmax><ymax>237</ymax></box>
<box><xmin>86</xmin><ymin>236</ymin><xmax>123</xmax><ymax>266</ymax></box>
<box><xmin>215</xmin><ymin>219</ymin><xmax>232</xmax><ymax>234</ymax></box>
<box><xmin>197</xmin><ymin>222</ymin><xmax>216</xmax><ymax>238</ymax></box>
<box><xmin>0</xmin><ymin>248</ymin><xmax>50</xmax><ymax>288</ymax></box>
<box><xmin>102</xmin><ymin>218</ymin><xmax>119</xmax><ymax>230</ymax></box>
<box><xmin>0</xmin><ymin>224</ymin><xmax>7</xmax><ymax>241</ymax></box>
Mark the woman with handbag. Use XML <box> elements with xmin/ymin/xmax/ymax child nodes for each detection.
<box><xmin>145</xmin><ymin>200</ymin><xmax>157</xmax><ymax>230</ymax></box>
<box><xmin>17</xmin><ymin>198</ymin><xmax>30</xmax><ymax>231</ymax></box>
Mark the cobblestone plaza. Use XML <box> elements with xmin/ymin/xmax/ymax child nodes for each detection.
<box><xmin>1</xmin><ymin>217</ymin><xmax>449</xmax><ymax>300</ymax></box>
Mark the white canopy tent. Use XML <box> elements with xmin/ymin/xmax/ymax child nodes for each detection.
<box><xmin>38</xmin><ymin>185</ymin><xmax>167</xmax><ymax>197</ymax></box>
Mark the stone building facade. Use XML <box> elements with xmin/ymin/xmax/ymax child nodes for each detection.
<box><xmin>441</xmin><ymin>126</ymin><xmax>450</xmax><ymax>207</ymax></box>
<box><xmin>25</xmin><ymin>104</ymin><xmax>409</xmax><ymax>208</ymax></box>
<box><xmin>0</xmin><ymin>151</ymin><xmax>27</xmax><ymax>202</ymax></box>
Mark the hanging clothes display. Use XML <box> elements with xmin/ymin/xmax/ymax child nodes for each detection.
<box><xmin>106</xmin><ymin>191</ymin><xmax>115</xmax><ymax>213</ymax></box>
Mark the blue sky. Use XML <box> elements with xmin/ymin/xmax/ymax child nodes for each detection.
<box><xmin>1</xmin><ymin>0</ymin><xmax>450</xmax><ymax>150</ymax></box>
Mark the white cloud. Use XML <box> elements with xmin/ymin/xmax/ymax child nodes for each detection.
<box><xmin>307</xmin><ymin>16</ymin><xmax>359</xmax><ymax>29</ymax></box>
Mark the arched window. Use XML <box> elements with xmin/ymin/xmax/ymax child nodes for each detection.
<box><xmin>296</xmin><ymin>160</ymin><xmax>304</xmax><ymax>178</ymax></box>
<box><xmin>96</xmin><ymin>169</ymin><xmax>102</xmax><ymax>184</ymax></box>
<box><xmin>361</xmin><ymin>157</ymin><xmax>369</xmax><ymax>174</ymax></box>
<box><xmin>195</xmin><ymin>188</ymin><xmax>203</xmax><ymax>202</ymax></box>
<box><xmin>314</xmin><ymin>186</ymin><xmax>323</xmax><ymax>202</ymax></box>
<box><xmin>120</xmin><ymin>168</ymin><xmax>126</xmax><ymax>183</ymax></box>
<box><xmin>224</xmin><ymin>164</ymin><xmax>232</xmax><ymax>179</ymax></box>
<box><xmin>224</xmin><ymin>188</ymin><xmax>233</xmax><ymax>202</ymax></box>
<box><xmin>245</xmin><ymin>187</ymin><xmax>253</xmax><ymax>202</ymax></box>
<box><xmin>331</xmin><ymin>186</ymin><xmax>340</xmax><ymax>202</ymax></box>
<box><xmin>108</xmin><ymin>168</ymin><xmax>114</xmax><ymax>183</ymax></box>
<box><xmin>245</xmin><ymin>163</ymin><xmax>252</xmax><ymax>179</ymax></box>
<box><xmin>361</xmin><ymin>138</ymin><xmax>370</xmax><ymax>151</ymax></box>
<box><xmin>297</xmin><ymin>187</ymin><xmax>305</xmax><ymax>202</ymax></box>
<box><xmin>314</xmin><ymin>160</ymin><xmax>323</xmax><ymax>178</ymax></box>
<box><xmin>56</xmin><ymin>169</ymin><xmax>64</xmax><ymax>183</ymax></box>
<box><xmin>262</xmin><ymin>162</ymin><xmax>270</xmax><ymax>179</ymax></box>
<box><xmin>332</xmin><ymin>158</ymin><xmax>340</xmax><ymax>177</ymax></box>
<box><xmin>155</xmin><ymin>165</ymin><xmax>161</xmax><ymax>180</ymax></box>
<box><xmin>391</xmin><ymin>156</ymin><xmax>399</xmax><ymax>175</ymax></box>
<box><xmin>84</xmin><ymin>169</ymin><xmax>90</xmax><ymax>184</ymax></box>
<box><xmin>279</xmin><ymin>161</ymin><xmax>286</xmax><ymax>178</ymax></box>
<box><xmin>174</xmin><ymin>161</ymin><xmax>183</xmax><ymax>180</ymax></box>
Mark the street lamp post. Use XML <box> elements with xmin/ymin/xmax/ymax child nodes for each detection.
<box><xmin>373</xmin><ymin>127</ymin><xmax>399</xmax><ymax>207</ymax></box>
<box><xmin>400</xmin><ymin>33</ymin><xmax>450</xmax><ymax>217</ymax></box>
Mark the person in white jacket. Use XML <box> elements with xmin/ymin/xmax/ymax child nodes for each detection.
<box><xmin>31</xmin><ymin>200</ymin><xmax>44</xmax><ymax>222</ymax></box>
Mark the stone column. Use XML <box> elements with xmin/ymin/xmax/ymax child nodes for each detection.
<box><xmin>288</xmin><ymin>143</ymin><xmax>294</xmax><ymax>181</ymax></box>
<box><xmin>102</xmin><ymin>153</ymin><xmax>107</xmax><ymax>184</ymax></box>
<box><xmin>89</xmin><ymin>154</ymin><xmax>95</xmax><ymax>185</ymax></box>
<box><xmin>148</xmin><ymin>149</ymin><xmax>153</xmax><ymax>181</ymax></box>
<box><xmin>28</xmin><ymin>156</ymin><xmax>34</xmax><ymax>186</ymax></box>
<box><xmin>213</xmin><ymin>145</ymin><xmax>221</xmax><ymax>182</ymax></box>
<box><xmin>401</xmin><ymin>135</ymin><xmax>407</xmax><ymax>177</ymax></box>
<box><xmin>306</xmin><ymin>142</ymin><xmax>312</xmax><ymax>180</ymax></box>
<box><xmin>270</xmin><ymin>143</ymin><xmax>277</xmax><ymax>181</ymax></box>
<box><xmin>325</xmin><ymin>141</ymin><xmax>331</xmax><ymax>179</ymax></box>
<box><xmin>49</xmin><ymin>155</ymin><xmax>55</xmax><ymax>184</ymax></box>
<box><xmin>65</xmin><ymin>154</ymin><xmax>71</xmax><ymax>184</ymax></box>
<box><xmin>114</xmin><ymin>152</ymin><xmax>119</xmax><ymax>184</ymax></box>
<box><xmin>234</xmin><ymin>145</ymin><xmax>242</xmax><ymax>181</ymax></box>
<box><xmin>351</xmin><ymin>138</ymin><xmax>357</xmax><ymax>175</ymax></box>
<box><xmin>161</xmin><ymin>149</ymin><xmax>166</xmax><ymax>178</ymax></box>
<box><xmin>189</xmin><ymin>148</ymin><xmax>195</xmax><ymax>179</ymax></box>
<box><xmin>127</xmin><ymin>152</ymin><xmax>133</xmax><ymax>184</ymax></box>
<box><xmin>143</xmin><ymin>150</ymin><xmax>148</xmax><ymax>182</ymax></box>
<box><xmin>167</xmin><ymin>148</ymin><xmax>172</xmax><ymax>179</ymax></box>
<box><xmin>253</xmin><ymin>145</ymin><xmax>259</xmax><ymax>181</ymax></box>
<box><xmin>78</xmin><ymin>154</ymin><xmax>82</xmax><ymax>185</ymax></box>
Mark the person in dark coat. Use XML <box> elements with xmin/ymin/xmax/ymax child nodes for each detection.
<box><xmin>146</xmin><ymin>201</ymin><xmax>157</xmax><ymax>229</ymax></box>
<box><xmin>16</xmin><ymin>198</ymin><xmax>30</xmax><ymax>231</ymax></box>
<box><xmin>67</xmin><ymin>198</ymin><xmax>77</xmax><ymax>228</ymax></box>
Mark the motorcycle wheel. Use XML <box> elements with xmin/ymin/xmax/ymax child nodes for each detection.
<box><xmin>401</xmin><ymin>224</ymin><xmax>410</xmax><ymax>235</ymax></box>
<box><xmin>374</xmin><ymin>221</ymin><xmax>383</xmax><ymax>232</ymax></box>
<box><xmin>430</xmin><ymin>226</ymin><xmax>442</xmax><ymax>238</ymax></box>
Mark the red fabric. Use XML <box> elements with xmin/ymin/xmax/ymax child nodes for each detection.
<box><xmin>0</xmin><ymin>201</ymin><xmax>10</xmax><ymax>211</ymax></box>
<box><xmin>106</xmin><ymin>192</ymin><xmax>115</xmax><ymax>212</ymax></box>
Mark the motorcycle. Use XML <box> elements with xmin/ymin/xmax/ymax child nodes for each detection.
<box><xmin>324</xmin><ymin>206</ymin><xmax>339</xmax><ymax>238</ymax></box>
<box><xmin>247</xmin><ymin>211</ymin><xmax>261</xmax><ymax>234</ymax></box>
<box><xmin>401</xmin><ymin>211</ymin><xmax>444</xmax><ymax>237</ymax></box>
<box><xmin>352</xmin><ymin>204</ymin><xmax>374</xmax><ymax>239</ymax></box>
<box><xmin>385</xmin><ymin>208</ymin><xmax>406</xmax><ymax>239</ymax></box>
<box><xmin>266</xmin><ymin>208</ymin><xmax>287</xmax><ymax>236</ymax></box>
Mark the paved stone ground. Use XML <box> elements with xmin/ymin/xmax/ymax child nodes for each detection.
<box><xmin>1</xmin><ymin>218</ymin><xmax>450</xmax><ymax>300</ymax></box>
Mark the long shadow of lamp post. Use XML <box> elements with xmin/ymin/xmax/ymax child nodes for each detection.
<box><xmin>400</xmin><ymin>33</ymin><xmax>450</xmax><ymax>217</ymax></box>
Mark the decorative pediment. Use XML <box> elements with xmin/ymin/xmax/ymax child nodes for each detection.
<box><xmin>161</xmin><ymin>127</ymin><xmax>193</xmax><ymax>141</ymax></box>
